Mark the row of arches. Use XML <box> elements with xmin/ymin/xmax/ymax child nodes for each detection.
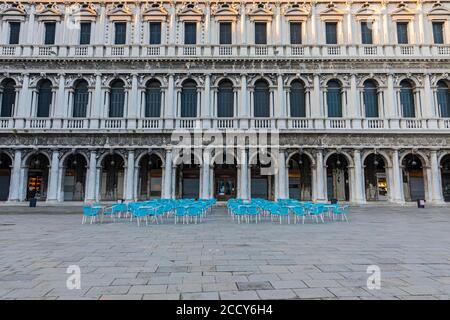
<box><xmin>1</xmin><ymin>150</ymin><xmax>450</xmax><ymax>203</ymax></box>
<box><xmin>2</xmin><ymin>77</ymin><xmax>450</xmax><ymax>119</ymax></box>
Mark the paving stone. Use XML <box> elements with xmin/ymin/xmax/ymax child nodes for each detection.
<box><xmin>219</xmin><ymin>290</ymin><xmax>260</xmax><ymax>300</ymax></box>
<box><xmin>181</xmin><ymin>292</ymin><xmax>219</xmax><ymax>300</ymax></box>
<box><xmin>128</xmin><ymin>285</ymin><xmax>167</xmax><ymax>294</ymax></box>
<box><xmin>293</xmin><ymin>288</ymin><xmax>335</xmax><ymax>299</ymax></box>
<box><xmin>257</xmin><ymin>289</ymin><xmax>297</xmax><ymax>300</ymax></box>
<box><xmin>236</xmin><ymin>281</ymin><xmax>273</xmax><ymax>291</ymax></box>
<box><xmin>269</xmin><ymin>280</ymin><xmax>307</xmax><ymax>289</ymax></box>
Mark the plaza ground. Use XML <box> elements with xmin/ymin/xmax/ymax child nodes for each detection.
<box><xmin>1</xmin><ymin>205</ymin><xmax>450</xmax><ymax>300</ymax></box>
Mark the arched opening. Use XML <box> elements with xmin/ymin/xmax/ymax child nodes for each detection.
<box><xmin>0</xmin><ymin>78</ymin><xmax>16</xmax><ymax>117</ymax></box>
<box><xmin>176</xmin><ymin>154</ymin><xmax>200</xmax><ymax>199</ymax></box>
<box><xmin>217</xmin><ymin>79</ymin><xmax>234</xmax><ymax>117</ymax></box>
<box><xmin>288</xmin><ymin>153</ymin><xmax>312</xmax><ymax>200</ymax></box>
<box><xmin>26</xmin><ymin>153</ymin><xmax>50</xmax><ymax>200</ymax></box>
<box><xmin>437</xmin><ymin>80</ymin><xmax>450</xmax><ymax>118</ymax></box>
<box><xmin>402</xmin><ymin>154</ymin><xmax>425</xmax><ymax>201</ymax></box>
<box><xmin>290</xmin><ymin>80</ymin><xmax>306</xmax><ymax>117</ymax></box>
<box><xmin>363</xmin><ymin>80</ymin><xmax>379</xmax><ymax>118</ymax></box>
<box><xmin>399</xmin><ymin>80</ymin><xmax>416</xmax><ymax>118</ymax></box>
<box><xmin>100</xmin><ymin>154</ymin><xmax>125</xmax><ymax>201</ymax></box>
<box><xmin>250</xmin><ymin>153</ymin><xmax>275</xmax><ymax>200</ymax></box>
<box><xmin>63</xmin><ymin>154</ymin><xmax>87</xmax><ymax>201</ymax></box>
<box><xmin>36</xmin><ymin>79</ymin><xmax>52</xmax><ymax>117</ymax></box>
<box><xmin>0</xmin><ymin>153</ymin><xmax>12</xmax><ymax>200</ymax></box>
<box><xmin>145</xmin><ymin>79</ymin><xmax>162</xmax><ymax>117</ymax></box>
<box><xmin>181</xmin><ymin>80</ymin><xmax>197</xmax><ymax>117</ymax></box>
<box><xmin>440</xmin><ymin>154</ymin><xmax>450</xmax><ymax>202</ymax></box>
<box><xmin>254</xmin><ymin>79</ymin><xmax>270</xmax><ymax>117</ymax></box>
<box><xmin>327</xmin><ymin>80</ymin><xmax>342</xmax><ymax>117</ymax></box>
<box><xmin>364</xmin><ymin>153</ymin><xmax>388</xmax><ymax>201</ymax></box>
<box><xmin>138</xmin><ymin>153</ymin><xmax>163</xmax><ymax>200</ymax></box>
<box><xmin>214</xmin><ymin>154</ymin><xmax>237</xmax><ymax>201</ymax></box>
<box><xmin>73</xmin><ymin>80</ymin><xmax>89</xmax><ymax>117</ymax></box>
<box><xmin>326</xmin><ymin>153</ymin><xmax>350</xmax><ymax>201</ymax></box>
<box><xmin>109</xmin><ymin>80</ymin><xmax>125</xmax><ymax>117</ymax></box>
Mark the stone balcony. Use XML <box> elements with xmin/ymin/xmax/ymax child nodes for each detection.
<box><xmin>1</xmin><ymin>44</ymin><xmax>450</xmax><ymax>60</ymax></box>
<box><xmin>1</xmin><ymin>117</ymin><xmax>449</xmax><ymax>133</ymax></box>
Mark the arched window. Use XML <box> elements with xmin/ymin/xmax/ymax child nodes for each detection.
<box><xmin>0</xmin><ymin>79</ymin><xmax>16</xmax><ymax>117</ymax></box>
<box><xmin>363</xmin><ymin>80</ymin><xmax>379</xmax><ymax>118</ymax></box>
<box><xmin>437</xmin><ymin>80</ymin><xmax>450</xmax><ymax>118</ymax></box>
<box><xmin>145</xmin><ymin>80</ymin><xmax>161</xmax><ymax>117</ymax></box>
<box><xmin>109</xmin><ymin>80</ymin><xmax>125</xmax><ymax>117</ymax></box>
<box><xmin>181</xmin><ymin>80</ymin><xmax>197</xmax><ymax>117</ymax></box>
<box><xmin>290</xmin><ymin>80</ymin><xmax>306</xmax><ymax>117</ymax></box>
<box><xmin>400</xmin><ymin>80</ymin><xmax>415</xmax><ymax>118</ymax></box>
<box><xmin>73</xmin><ymin>80</ymin><xmax>89</xmax><ymax>117</ymax></box>
<box><xmin>254</xmin><ymin>79</ymin><xmax>270</xmax><ymax>117</ymax></box>
<box><xmin>37</xmin><ymin>80</ymin><xmax>52</xmax><ymax>117</ymax></box>
<box><xmin>217</xmin><ymin>80</ymin><xmax>234</xmax><ymax>117</ymax></box>
<box><xmin>327</xmin><ymin>80</ymin><xmax>342</xmax><ymax>117</ymax></box>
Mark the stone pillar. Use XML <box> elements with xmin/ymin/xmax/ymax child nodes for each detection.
<box><xmin>125</xmin><ymin>150</ymin><xmax>135</xmax><ymax>201</ymax></box>
<box><xmin>240</xmin><ymin>74</ymin><xmax>248</xmax><ymax>128</ymax></box>
<box><xmin>91</xmin><ymin>73</ymin><xmax>102</xmax><ymax>128</ymax></box>
<box><xmin>353</xmin><ymin>149</ymin><xmax>365</xmax><ymax>203</ymax></box>
<box><xmin>239</xmin><ymin>148</ymin><xmax>248</xmax><ymax>200</ymax></box>
<box><xmin>163</xmin><ymin>150</ymin><xmax>173</xmax><ymax>199</ymax></box>
<box><xmin>8</xmin><ymin>150</ymin><xmax>22</xmax><ymax>202</ymax></box>
<box><xmin>391</xmin><ymin>150</ymin><xmax>404</xmax><ymax>203</ymax></box>
<box><xmin>315</xmin><ymin>149</ymin><xmax>327</xmax><ymax>202</ymax></box>
<box><xmin>86</xmin><ymin>150</ymin><xmax>97</xmax><ymax>202</ymax></box>
<box><xmin>277</xmin><ymin>150</ymin><xmax>287</xmax><ymax>199</ymax></box>
<box><xmin>53</xmin><ymin>73</ymin><xmax>66</xmax><ymax>127</ymax></box>
<box><xmin>17</xmin><ymin>73</ymin><xmax>30</xmax><ymax>127</ymax></box>
<box><xmin>165</xmin><ymin>74</ymin><xmax>175</xmax><ymax>129</ymax></box>
<box><xmin>201</xmin><ymin>150</ymin><xmax>211</xmax><ymax>199</ymax></box>
<box><xmin>430</xmin><ymin>150</ymin><xmax>444</xmax><ymax>204</ymax></box>
<box><xmin>127</xmin><ymin>73</ymin><xmax>138</xmax><ymax>129</ymax></box>
<box><xmin>202</xmin><ymin>74</ymin><xmax>211</xmax><ymax>129</ymax></box>
<box><xmin>47</xmin><ymin>150</ymin><xmax>60</xmax><ymax>202</ymax></box>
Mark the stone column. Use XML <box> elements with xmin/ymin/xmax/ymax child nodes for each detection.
<box><xmin>8</xmin><ymin>150</ymin><xmax>22</xmax><ymax>202</ymax></box>
<box><xmin>202</xmin><ymin>74</ymin><xmax>211</xmax><ymax>129</ymax></box>
<box><xmin>165</xmin><ymin>74</ymin><xmax>175</xmax><ymax>129</ymax></box>
<box><xmin>353</xmin><ymin>149</ymin><xmax>365</xmax><ymax>203</ymax></box>
<box><xmin>277</xmin><ymin>150</ymin><xmax>287</xmax><ymax>199</ymax></box>
<box><xmin>53</xmin><ymin>73</ymin><xmax>66</xmax><ymax>128</ymax></box>
<box><xmin>85</xmin><ymin>150</ymin><xmax>97</xmax><ymax>203</ymax></box>
<box><xmin>163</xmin><ymin>150</ymin><xmax>173</xmax><ymax>199</ymax></box>
<box><xmin>430</xmin><ymin>150</ymin><xmax>444</xmax><ymax>204</ymax></box>
<box><xmin>46</xmin><ymin>150</ymin><xmax>61</xmax><ymax>202</ymax></box>
<box><xmin>201</xmin><ymin>150</ymin><xmax>211</xmax><ymax>199</ymax></box>
<box><xmin>240</xmin><ymin>74</ymin><xmax>248</xmax><ymax>128</ymax></box>
<box><xmin>391</xmin><ymin>150</ymin><xmax>405</xmax><ymax>203</ymax></box>
<box><xmin>91</xmin><ymin>73</ymin><xmax>102</xmax><ymax>128</ymax></box>
<box><xmin>239</xmin><ymin>148</ymin><xmax>248</xmax><ymax>200</ymax></box>
<box><xmin>127</xmin><ymin>73</ymin><xmax>138</xmax><ymax>129</ymax></box>
<box><xmin>125</xmin><ymin>150</ymin><xmax>135</xmax><ymax>201</ymax></box>
<box><xmin>315</xmin><ymin>149</ymin><xmax>327</xmax><ymax>202</ymax></box>
<box><xmin>16</xmin><ymin>73</ymin><xmax>30</xmax><ymax>127</ymax></box>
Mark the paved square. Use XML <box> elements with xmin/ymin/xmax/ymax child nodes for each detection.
<box><xmin>1</xmin><ymin>205</ymin><xmax>450</xmax><ymax>300</ymax></box>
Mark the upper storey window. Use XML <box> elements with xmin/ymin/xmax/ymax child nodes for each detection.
<box><xmin>325</xmin><ymin>22</ymin><xmax>337</xmax><ymax>44</ymax></box>
<box><xmin>360</xmin><ymin>21</ymin><xmax>373</xmax><ymax>45</ymax></box>
<box><xmin>396</xmin><ymin>22</ymin><xmax>409</xmax><ymax>44</ymax></box>
<box><xmin>184</xmin><ymin>22</ymin><xmax>197</xmax><ymax>44</ymax></box>
<box><xmin>149</xmin><ymin>22</ymin><xmax>161</xmax><ymax>45</ymax></box>
<box><xmin>219</xmin><ymin>22</ymin><xmax>232</xmax><ymax>45</ymax></box>
<box><xmin>44</xmin><ymin>22</ymin><xmax>56</xmax><ymax>45</ymax></box>
<box><xmin>432</xmin><ymin>22</ymin><xmax>444</xmax><ymax>44</ymax></box>
<box><xmin>114</xmin><ymin>22</ymin><xmax>126</xmax><ymax>45</ymax></box>
<box><xmin>79</xmin><ymin>22</ymin><xmax>91</xmax><ymax>45</ymax></box>
<box><xmin>255</xmin><ymin>22</ymin><xmax>267</xmax><ymax>44</ymax></box>
<box><xmin>290</xmin><ymin>22</ymin><xmax>302</xmax><ymax>45</ymax></box>
<box><xmin>8</xmin><ymin>22</ymin><xmax>20</xmax><ymax>45</ymax></box>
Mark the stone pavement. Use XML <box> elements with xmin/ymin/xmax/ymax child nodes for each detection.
<box><xmin>1</xmin><ymin>205</ymin><xmax>450</xmax><ymax>300</ymax></box>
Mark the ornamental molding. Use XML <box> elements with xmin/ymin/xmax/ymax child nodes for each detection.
<box><xmin>66</xmin><ymin>3</ymin><xmax>98</xmax><ymax>21</ymax></box>
<box><xmin>320</xmin><ymin>2</ymin><xmax>345</xmax><ymax>20</ymax></box>
<box><xmin>211</xmin><ymin>3</ymin><xmax>239</xmax><ymax>22</ymax></box>
<box><xmin>0</xmin><ymin>3</ymin><xmax>27</xmax><ymax>21</ymax></box>
<box><xmin>282</xmin><ymin>3</ymin><xmax>310</xmax><ymax>21</ymax></box>
<box><xmin>106</xmin><ymin>3</ymin><xmax>134</xmax><ymax>21</ymax></box>
<box><xmin>177</xmin><ymin>2</ymin><xmax>204</xmax><ymax>22</ymax></box>
<box><xmin>427</xmin><ymin>1</ymin><xmax>450</xmax><ymax>20</ymax></box>
<box><xmin>141</xmin><ymin>2</ymin><xmax>168</xmax><ymax>22</ymax></box>
<box><xmin>247</xmin><ymin>2</ymin><xmax>273</xmax><ymax>22</ymax></box>
<box><xmin>390</xmin><ymin>2</ymin><xmax>416</xmax><ymax>20</ymax></box>
<box><xmin>35</xmin><ymin>3</ymin><xmax>63</xmax><ymax>22</ymax></box>
<box><xmin>354</xmin><ymin>2</ymin><xmax>380</xmax><ymax>20</ymax></box>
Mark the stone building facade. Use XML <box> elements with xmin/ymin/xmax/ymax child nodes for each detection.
<box><xmin>1</xmin><ymin>0</ymin><xmax>450</xmax><ymax>204</ymax></box>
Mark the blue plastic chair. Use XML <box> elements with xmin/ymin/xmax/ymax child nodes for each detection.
<box><xmin>246</xmin><ymin>205</ymin><xmax>260</xmax><ymax>223</ymax></box>
<box><xmin>187</xmin><ymin>206</ymin><xmax>202</xmax><ymax>224</ymax></box>
<box><xmin>334</xmin><ymin>205</ymin><xmax>349</xmax><ymax>222</ymax></box>
<box><xmin>309</xmin><ymin>205</ymin><xmax>325</xmax><ymax>223</ymax></box>
<box><xmin>82</xmin><ymin>206</ymin><xmax>98</xmax><ymax>224</ymax></box>
<box><xmin>175</xmin><ymin>207</ymin><xmax>187</xmax><ymax>224</ymax></box>
<box><xmin>292</xmin><ymin>206</ymin><xmax>306</xmax><ymax>224</ymax></box>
